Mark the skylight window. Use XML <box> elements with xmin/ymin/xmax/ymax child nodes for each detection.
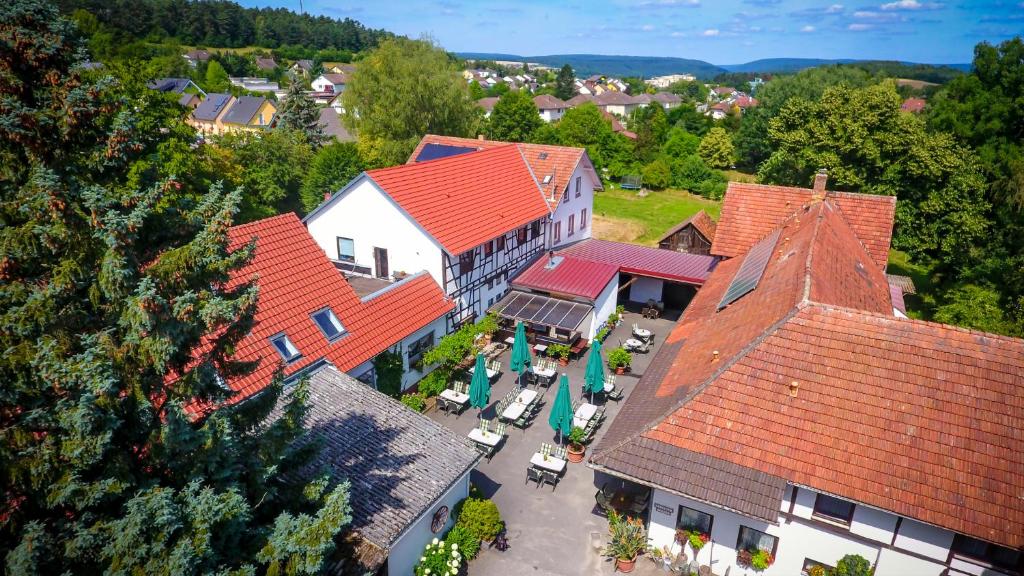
<box><xmin>538</xmin><ymin>152</ymin><xmax>549</xmax><ymax>160</ymax></box>
<box><xmin>542</xmin><ymin>174</ymin><xmax>552</xmax><ymax>185</ymax></box>
<box><xmin>270</xmin><ymin>333</ymin><xmax>301</xmax><ymax>362</ymax></box>
<box><xmin>311</xmin><ymin>308</ymin><xmax>346</xmax><ymax>341</ymax></box>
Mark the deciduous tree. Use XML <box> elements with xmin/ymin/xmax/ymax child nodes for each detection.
<box><xmin>487</xmin><ymin>90</ymin><xmax>543</xmax><ymax>142</ymax></box>
<box><xmin>300</xmin><ymin>141</ymin><xmax>365</xmax><ymax>212</ymax></box>
<box><xmin>697</xmin><ymin>127</ymin><xmax>734</xmax><ymax>169</ymax></box>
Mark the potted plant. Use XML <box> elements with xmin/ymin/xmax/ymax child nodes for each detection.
<box><xmin>675</xmin><ymin>529</ymin><xmax>709</xmax><ymax>558</ymax></box>
<box><xmin>548</xmin><ymin>343</ymin><xmax>571</xmax><ymax>366</ymax></box>
<box><xmin>607</xmin><ymin>311</ymin><xmax>620</xmax><ymax>327</ymax></box>
<box><xmin>608</xmin><ymin>347</ymin><xmax>632</xmax><ymax>375</ymax></box>
<box><xmin>566</xmin><ymin>426</ymin><xmax>586</xmax><ymax>462</ymax></box>
<box><xmin>603</xmin><ymin>513</ymin><xmax>647</xmax><ymax>573</ymax></box>
<box><xmin>737</xmin><ymin>548</ymin><xmax>774</xmax><ymax>572</ymax></box>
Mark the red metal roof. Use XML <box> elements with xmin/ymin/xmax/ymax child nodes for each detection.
<box><xmin>190</xmin><ymin>214</ymin><xmax>452</xmax><ymax>414</ymax></box>
<box><xmin>369</xmin><ymin>145</ymin><xmax>551</xmax><ymax>255</ymax></box>
<box><xmin>512</xmin><ymin>254</ymin><xmax>619</xmax><ymax>300</ymax></box>
<box><xmin>558</xmin><ymin>238</ymin><xmax>718</xmax><ymax>285</ymax></box>
<box><xmin>594</xmin><ymin>200</ymin><xmax>1024</xmax><ymax>549</ymax></box>
<box><xmin>712</xmin><ymin>182</ymin><xmax>895</xmax><ymax>269</ymax></box>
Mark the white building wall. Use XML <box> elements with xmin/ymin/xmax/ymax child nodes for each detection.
<box><xmin>589</xmin><ymin>276</ymin><xmax>619</xmax><ymax>341</ymax></box>
<box><xmin>628</xmin><ymin>276</ymin><xmax>664</xmax><ymax>303</ymax></box>
<box><xmin>387</xmin><ymin>469</ymin><xmax>472</xmax><ymax>576</ymax></box>
<box><xmin>305</xmin><ymin>177</ymin><xmax>445</xmax><ymax>287</ymax></box>
<box><xmin>398</xmin><ymin>314</ymin><xmax>448</xmax><ymax>390</ymax></box>
<box><xmin>549</xmin><ymin>162</ymin><xmax>596</xmax><ymax>249</ymax></box>
<box><xmin>648</xmin><ymin>486</ymin><xmax>960</xmax><ymax>576</ymax></box>
<box><xmin>539</xmin><ymin>108</ymin><xmax>565</xmax><ymax>122</ymax></box>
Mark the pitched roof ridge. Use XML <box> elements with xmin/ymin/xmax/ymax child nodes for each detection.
<box><xmin>515</xmin><ymin>144</ymin><xmax>552</xmax><ymax>208</ymax></box>
<box><xmin>828</xmin><ymin>189</ymin><xmax>897</xmax><ymax>203</ymax></box>
<box><xmin>359</xmin><ymin>270</ymin><xmax>434</xmax><ymax>303</ymax></box>
<box><xmin>799</xmin><ymin>201</ymin><xmax>828</xmax><ymax>305</ymax></box>
<box><xmin>229</xmin><ymin>212</ymin><xmax>299</xmax><ymax>236</ymax></box>
<box><xmin>592</xmin><ymin>302</ymin><xmax>805</xmax><ymax>464</ymax></box>
<box><xmin>825</xmin><ymin>196</ymin><xmax>892</xmax><ymax>270</ymax></box>
<box><xmin>809</xmin><ymin>302</ymin><xmax>1024</xmax><ymax>345</ymax></box>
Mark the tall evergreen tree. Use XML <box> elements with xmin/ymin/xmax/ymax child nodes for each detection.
<box><xmin>555</xmin><ymin>63</ymin><xmax>576</xmax><ymax>100</ymax></box>
<box><xmin>0</xmin><ymin>2</ymin><xmax>351</xmax><ymax>573</ymax></box>
<box><xmin>277</xmin><ymin>81</ymin><xmax>327</xmax><ymax>148</ymax></box>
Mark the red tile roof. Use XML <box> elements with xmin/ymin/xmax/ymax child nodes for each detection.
<box><xmin>370</xmin><ymin>145</ymin><xmax>550</xmax><ymax>255</ymax></box>
<box><xmin>559</xmin><ymin>238</ymin><xmax>718</xmax><ymax>285</ymax></box>
<box><xmin>711</xmin><ymin>182</ymin><xmax>895</xmax><ymax>269</ymax></box>
<box><xmin>194</xmin><ymin>214</ymin><xmax>452</xmax><ymax>413</ymax></box>
<box><xmin>512</xmin><ymin>254</ymin><xmax>619</xmax><ymax>300</ymax></box>
<box><xmin>901</xmin><ymin>97</ymin><xmax>926</xmax><ymax>113</ymax></box>
<box><xmin>406</xmin><ymin>135</ymin><xmax>600</xmax><ymax>211</ymax></box>
<box><xmin>657</xmin><ymin>209</ymin><xmax>717</xmax><ymax>244</ymax></box>
<box><xmin>593</xmin><ymin>200</ymin><xmax>1024</xmax><ymax>549</ymax></box>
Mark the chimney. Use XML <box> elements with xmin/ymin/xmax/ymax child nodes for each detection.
<box><xmin>323</xmin><ymin>191</ymin><xmax>331</xmax><ymax>201</ymax></box>
<box><xmin>478</xmin><ymin>134</ymin><xmax>485</xmax><ymax>141</ymax></box>
<box><xmin>789</xmin><ymin>380</ymin><xmax>800</xmax><ymax>398</ymax></box>
<box><xmin>712</xmin><ymin>350</ymin><xmax>720</xmax><ymax>363</ymax></box>
<box><xmin>813</xmin><ymin>169</ymin><xmax>828</xmax><ymax>195</ymax></box>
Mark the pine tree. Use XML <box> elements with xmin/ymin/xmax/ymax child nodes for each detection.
<box><xmin>0</xmin><ymin>2</ymin><xmax>350</xmax><ymax>573</ymax></box>
<box><xmin>555</xmin><ymin>63</ymin><xmax>576</xmax><ymax>100</ymax></box>
<box><xmin>277</xmin><ymin>81</ymin><xmax>327</xmax><ymax>148</ymax></box>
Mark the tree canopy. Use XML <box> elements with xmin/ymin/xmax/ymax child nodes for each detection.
<box><xmin>342</xmin><ymin>37</ymin><xmax>479</xmax><ymax>167</ymax></box>
<box><xmin>555</xmin><ymin>64</ymin><xmax>576</xmax><ymax>100</ymax></box>
<box><xmin>487</xmin><ymin>90</ymin><xmax>543</xmax><ymax>142</ymax></box>
<box><xmin>277</xmin><ymin>82</ymin><xmax>328</xmax><ymax>148</ymax></box>
<box><xmin>697</xmin><ymin>127</ymin><xmax>735</xmax><ymax>169</ymax></box>
<box><xmin>0</xmin><ymin>2</ymin><xmax>351</xmax><ymax>572</ymax></box>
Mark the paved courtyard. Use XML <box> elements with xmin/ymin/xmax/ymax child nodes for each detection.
<box><xmin>426</xmin><ymin>310</ymin><xmax>678</xmax><ymax>576</ymax></box>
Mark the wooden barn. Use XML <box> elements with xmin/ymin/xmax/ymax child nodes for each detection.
<box><xmin>658</xmin><ymin>209</ymin><xmax>717</xmax><ymax>255</ymax></box>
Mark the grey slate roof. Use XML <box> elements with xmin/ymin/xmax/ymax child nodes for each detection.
<box><xmin>290</xmin><ymin>366</ymin><xmax>480</xmax><ymax>549</ymax></box>
<box><xmin>191</xmin><ymin>93</ymin><xmax>232</xmax><ymax>121</ymax></box>
<box><xmin>221</xmin><ymin>96</ymin><xmax>268</xmax><ymax>125</ymax></box>
<box><xmin>148</xmin><ymin>77</ymin><xmax>192</xmax><ymax>93</ymax></box>
<box><xmin>589</xmin><ymin>339</ymin><xmax>787</xmax><ymax>523</ymax></box>
<box><xmin>318</xmin><ymin>108</ymin><xmax>354</xmax><ymax>142</ymax></box>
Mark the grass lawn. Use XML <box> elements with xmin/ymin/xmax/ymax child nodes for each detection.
<box><xmin>886</xmin><ymin>249</ymin><xmax>939</xmax><ymax>320</ymax></box>
<box><xmin>592</xmin><ymin>185</ymin><xmax>721</xmax><ymax>246</ymax></box>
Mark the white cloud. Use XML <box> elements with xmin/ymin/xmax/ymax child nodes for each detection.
<box><xmin>801</xmin><ymin>25</ymin><xmax>816</xmax><ymax>32</ymax></box>
<box><xmin>826</xmin><ymin>3</ymin><xmax>844</xmax><ymax>12</ymax></box>
<box><xmin>880</xmin><ymin>0</ymin><xmax>942</xmax><ymax>10</ymax></box>
<box><xmin>854</xmin><ymin>10</ymin><xmax>879</xmax><ymax>17</ymax></box>
<box><xmin>670</xmin><ymin>31</ymin><xmax>687</xmax><ymax>36</ymax></box>
<box><xmin>638</xmin><ymin>0</ymin><xmax>700</xmax><ymax>6</ymax></box>
<box><xmin>641</xmin><ymin>24</ymin><xmax>656</xmax><ymax>31</ymax></box>
<box><xmin>848</xmin><ymin>23</ymin><xmax>873</xmax><ymax>30</ymax></box>
<box><xmin>702</xmin><ymin>28</ymin><xmax>720</xmax><ymax>36</ymax></box>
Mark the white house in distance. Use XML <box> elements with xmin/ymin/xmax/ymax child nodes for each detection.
<box><xmin>590</xmin><ymin>182</ymin><xmax>1024</xmax><ymax>576</ymax></box>
<box><xmin>311</xmin><ymin>72</ymin><xmax>349</xmax><ymax>94</ymax></box>
<box><xmin>534</xmin><ymin>94</ymin><xmax>567</xmax><ymax>122</ymax></box>
<box><xmin>304</xmin><ymin>135</ymin><xmax>602</xmax><ymax>329</ymax></box>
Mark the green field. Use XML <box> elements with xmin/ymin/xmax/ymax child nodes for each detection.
<box><xmin>592</xmin><ymin>185</ymin><xmax>721</xmax><ymax>246</ymax></box>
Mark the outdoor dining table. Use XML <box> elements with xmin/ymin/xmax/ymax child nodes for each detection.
<box><xmin>530</xmin><ymin>452</ymin><xmax>567</xmax><ymax>473</ymax></box>
<box><xmin>531</xmin><ymin>365</ymin><xmax>556</xmax><ymax>379</ymax></box>
<box><xmin>468</xmin><ymin>428</ymin><xmax>502</xmax><ymax>447</ymax></box>
<box><xmin>533</xmin><ymin>343</ymin><xmax>548</xmax><ymax>354</ymax></box>
<box><xmin>573</xmin><ymin>402</ymin><xmax>598</xmax><ymax>428</ymax></box>
<box><xmin>468</xmin><ymin>365</ymin><xmax>499</xmax><ymax>379</ymax></box>
<box><xmin>439</xmin><ymin>389</ymin><xmax>469</xmax><ymax>405</ymax></box>
<box><xmin>501</xmin><ymin>388</ymin><xmax>539</xmax><ymax>421</ymax></box>
<box><xmin>633</xmin><ymin>327</ymin><xmax>652</xmax><ymax>340</ymax></box>
<box><xmin>624</xmin><ymin>338</ymin><xmax>643</xmax><ymax>351</ymax></box>
<box><xmin>514</xmin><ymin>388</ymin><xmax>538</xmax><ymax>405</ymax></box>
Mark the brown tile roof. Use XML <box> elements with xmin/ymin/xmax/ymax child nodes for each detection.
<box><xmin>476</xmin><ymin>96</ymin><xmax>499</xmax><ymax>112</ymax></box>
<box><xmin>533</xmin><ymin>94</ymin><xmax>566</xmax><ymax>110</ymax></box>
<box><xmin>657</xmin><ymin>209</ymin><xmax>717</xmax><ymax>244</ymax></box>
<box><xmin>711</xmin><ymin>182</ymin><xmax>895</xmax><ymax>269</ymax></box>
<box><xmin>566</xmin><ymin>94</ymin><xmax>596</xmax><ymax>107</ymax></box>
<box><xmin>592</xmin><ymin>200</ymin><xmax>1024</xmax><ymax>549</ymax></box>
<box><xmin>406</xmin><ymin>135</ymin><xmax>601</xmax><ymax>210</ymax></box>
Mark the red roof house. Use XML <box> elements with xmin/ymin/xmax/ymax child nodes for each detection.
<box><xmin>901</xmin><ymin>97</ymin><xmax>926</xmax><ymax>113</ymax></box>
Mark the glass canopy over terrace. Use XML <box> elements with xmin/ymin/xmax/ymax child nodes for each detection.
<box><xmin>490</xmin><ymin>290</ymin><xmax>591</xmax><ymax>332</ymax></box>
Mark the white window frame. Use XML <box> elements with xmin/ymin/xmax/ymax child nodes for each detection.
<box><xmin>269</xmin><ymin>332</ymin><xmax>300</xmax><ymax>362</ymax></box>
<box><xmin>311</xmin><ymin>307</ymin><xmax>346</xmax><ymax>341</ymax></box>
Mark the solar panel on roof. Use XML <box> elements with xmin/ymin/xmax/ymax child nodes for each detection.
<box><xmin>718</xmin><ymin>229</ymin><xmax>780</xmax><ymax>310</ymax></box>
<box><xmin>489</xmin><ymin>291</ymin><xmax>591</xmax><ymax>331</ymax></box>
<box><xmin>416</xmin><ymin>143</ymin><xmax>478</xmax><ymax>162</ymax></box>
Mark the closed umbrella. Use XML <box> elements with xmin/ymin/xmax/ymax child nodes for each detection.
<box><xmin>547</xmin><ymin>374</ymin><xmax>574</xmax><ymax>445</ymax></box>
<box><xmin>583</xmin><ymin>340</ymin><xmax>605</xmax><ymax>404</ymax></box>
<box><xmin>469</xmin><ymin>353</ymin><xmax>491</xmax><ymax>421</ymax></box>
<box><xmin>509</xmin><ymin>321</ymin><xmax>532</xmax><ymax>388</ymax></box>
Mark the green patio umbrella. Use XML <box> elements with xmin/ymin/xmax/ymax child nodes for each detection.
<box><xmin>547</xmin><ymin>374</ymin><xmax>574</xmax><ymax>445</ymax></box>
<box><xmin>509</xmin><ymin>321</ymin><xmax>532</xmax><ymax>388</ymax></box>
<box><xmin>583</xmin><ymin>340</ymin><xmax>605</xmax><ymax>404</ymax></box>
<box><xmin>469</xmin><ymin>353</ymin><xmax>491</xmax><ymax>420</ymax></box>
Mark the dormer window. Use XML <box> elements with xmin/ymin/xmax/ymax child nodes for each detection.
<box><xmin>538</xmin><ymin>152</ymin><xmax>548</xmax><ymax>160</ymax></box>
<box><xmin>270</xmin><ymin>333</ymin><xmax>301</xmax><ymax>362</ymax></box>
<box><xmin>311</xmin><ymin>307</ymin><xmax>346</xmax><ymax>341</ymax></box>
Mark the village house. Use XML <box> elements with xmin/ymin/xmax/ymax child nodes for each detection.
<box><xmin>650</xmin><ymin>91</ymin><xmax>683</xmax><ymax>110</ymax></box>
<box><xmin>590</xmin><ymin>179</ymin><xmax>1024</xmax><ymax>576</ymax></box>
<box><xmin>254</xmin><ymin>57</ymin><xmax>277</xmax><ymax>71</ymax></box>
<box><xmin>533</xmin><ymin>94</ymin><xmax>567</xmax><ymax>122</ymax></box>
<box><xmin>312</xmin><ymin>73</ymin><xmax>349</xmax><ymax>95</ymax></box>
<box><xmin>322</xmin><ymin>62</ymin><xmax>357</xmax><ymax>75</ymax></box>
<box><xmin>147</xmin><ymin>77</ymin><xmax>206</xmax><ymax>109</ymax></box>
<box><xmin>901</xmin><ymin>97</ymin><xmax>927</xmax><ymax>113</ymax></box>
<box><xmin>476</xmin><ymin>96</ymin><xmax>499</xmax><ymax>117</ymax></box>
<box><xmin>594</xmin><ymin>90</ymin><xmax>643</xmax><ymax>117</ymax></box>
<box><xmin>289</xmin><ymin>59</ymin><xmax>313</xmax><ymax>76</ymax></box>
<box><xmin>218</xmin><ymin>95</ymin><xmax>278</xmax><ymax>132</ymax></box>
<box><xmin>657</xmin><ymin>209</ymin><xmax>717</xmax><ymax>255</ymax></box>
<box><xmin>183</xmin><ymin>49</ymin><xmax>210</xmax><ymax>67</ymax></box>
<box><xmin>646</xmin><ymin>73</ymin><xmax>696</xmax><ymax>89</ymax></box>
<box><xmin>303</xmin><ymin>136</ymin><xmax>601</xmax><ymax>330</ymax></box>
<box><xmin>187</xmin><ymin>93</ymin><xmax>235</xmax><ymax>136</ymax></box>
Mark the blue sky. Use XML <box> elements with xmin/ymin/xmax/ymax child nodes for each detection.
<box><xmin>243</xmin><ymin>0</ymin><xmax>1023</xmax><ymax>64</ymax></box>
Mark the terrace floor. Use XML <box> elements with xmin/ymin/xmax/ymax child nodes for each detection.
<box><xmin>425</xmin><ymin>310</ymin><xmax>679</xmax><ymax>576</ymax></box>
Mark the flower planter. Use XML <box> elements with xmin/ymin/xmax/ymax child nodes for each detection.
<box><xmin>559</xmin><ymin>357</ymin><xmax>569</xmax><ymax>366</ymax></box>
<box><xmin>567</xmin><ymin>444</ymin><xmax>585</xmax><ymax>463</ymax></box>
<box><xmin>615</xmin><ymin>366</ymin><xmax>625</xmax><ymax>375</ymax></box>
<box><xmin>616</xmin><ymin>555</ymin><xmax>638</xmax><ymax>573</ymax></box>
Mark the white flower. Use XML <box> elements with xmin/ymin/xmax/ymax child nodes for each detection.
<box><xmin>420</xmin><ymin>557</ymin><xmax>426</xmax><ymax>562</ymax></box>
<box><xmin>432</xmin><ymin>537</ymin><xmax>439</xmax><ymax>545</ymax></box>
<box><xmin>424</xmin><ymin>570</ymin><xmax>431</xmax><ymax>575</ymax></box>
<box><xmin>451</xmin><ymin>543</ymin><xmax>458</xmax><ymax>550</ymax></box>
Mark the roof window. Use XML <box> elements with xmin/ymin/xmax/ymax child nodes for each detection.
<box><xmin>538</xmin><ymin>152</ymin><xmax>549</xmax><ymax>160</ymax></box>
<box><xmin>270</xmin><ymin>333</ymin><xmax>301</xmax><ymax>362</ymax></box>
<box><xmin>542</xmin><ymin>174</ymin><xmax>553</xmax><ymax>185</ymax></box>
<box><xmin>311</xmin><ymin>307</ymin><xmax>346</xmax><ymax>341</ymax></box>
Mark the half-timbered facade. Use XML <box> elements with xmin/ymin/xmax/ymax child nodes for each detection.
<box><xmin>304</xmin><ymin>145</ymin><xmax>552</xmax><ymax>330</ymax></box>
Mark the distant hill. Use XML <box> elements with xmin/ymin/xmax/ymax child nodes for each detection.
<box><xmin>458</xmin><ymin>52</ymin><xmax>726</xmax><ymax>79</ymax></box>
<box><xmin>459</xmin><ymin>52</ymin><xmax>970</xmax><ymax>81</ymax></box>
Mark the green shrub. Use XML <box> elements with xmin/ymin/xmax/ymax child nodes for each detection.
<box><xmin>595</xmin><ymin>327</ymin><xmax>609</xmax><ymax>342</ymax></box>
<box><xmin>400</xmin><ymin>392</ymin><xmax>426</xmax><ymax>412</ymax></box>
<box><xmin>417</xmin><ymin>370</ymin><xmax>447</xmax><ymax>397</ymax></box>
<box><xmin>414</xmin><ymin>538</ymin><xmax>462</xmax><ymax>576</ymax></box>
<box><xmin>373</xmin><ymin>350</ymin><xmax>404</xmax><ymax>398</ymax></box>
<box><xmin>835</xmin><ymin>554</ymin><xmax>872</xmax><ymax>576</ymax></box>
<box><xmin>444</xmin><ymin>525</ymin><xmax>481</xmax><ymax>561</ymax></box>
<box><xmin>456</xmin><ymin>498</ymin><xmax>503</xmax><ymax>541</ymax></box>
<box><xmin>547</xmin><ymin>343</ymin><xmax>571</xmax><ymax>360</ymax></box>
<box><xmin>608</xmin><ymin>347</ymin><xmax>632</xmax><ymax>369</ymax></box>
<box><xmin>642</xmin><ymin>157</ymin><xmax>673</xmax><ymax>189</ymax></box>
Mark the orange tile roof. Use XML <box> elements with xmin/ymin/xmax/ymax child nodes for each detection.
<box><xmin>657</xmin><ymin>209</ymin><xmax>717</xmax><ymax>244</ymax></box>
<box><xmin>711</xmin><ymin>182</ymin><xmax>895</xmax><ymax>269</ymax></box>
<box><xmin>407</xmin><ymin>135</ymin><xmax>600</xmax><ymax>210</ymax></box>
<box><xmin>193</xmin><ymin>214</ymin><xmax>452</xmax><ymax>413</ymax></box>
<box><xmin>592</xmin><ymin>200</ymin><xmax>1024</xmax><ymax>548</ymax></box>
<box><xmin>370</xmin><ymin>145</ymin><xmax>551</xmax><ymax>255</ymax></box>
